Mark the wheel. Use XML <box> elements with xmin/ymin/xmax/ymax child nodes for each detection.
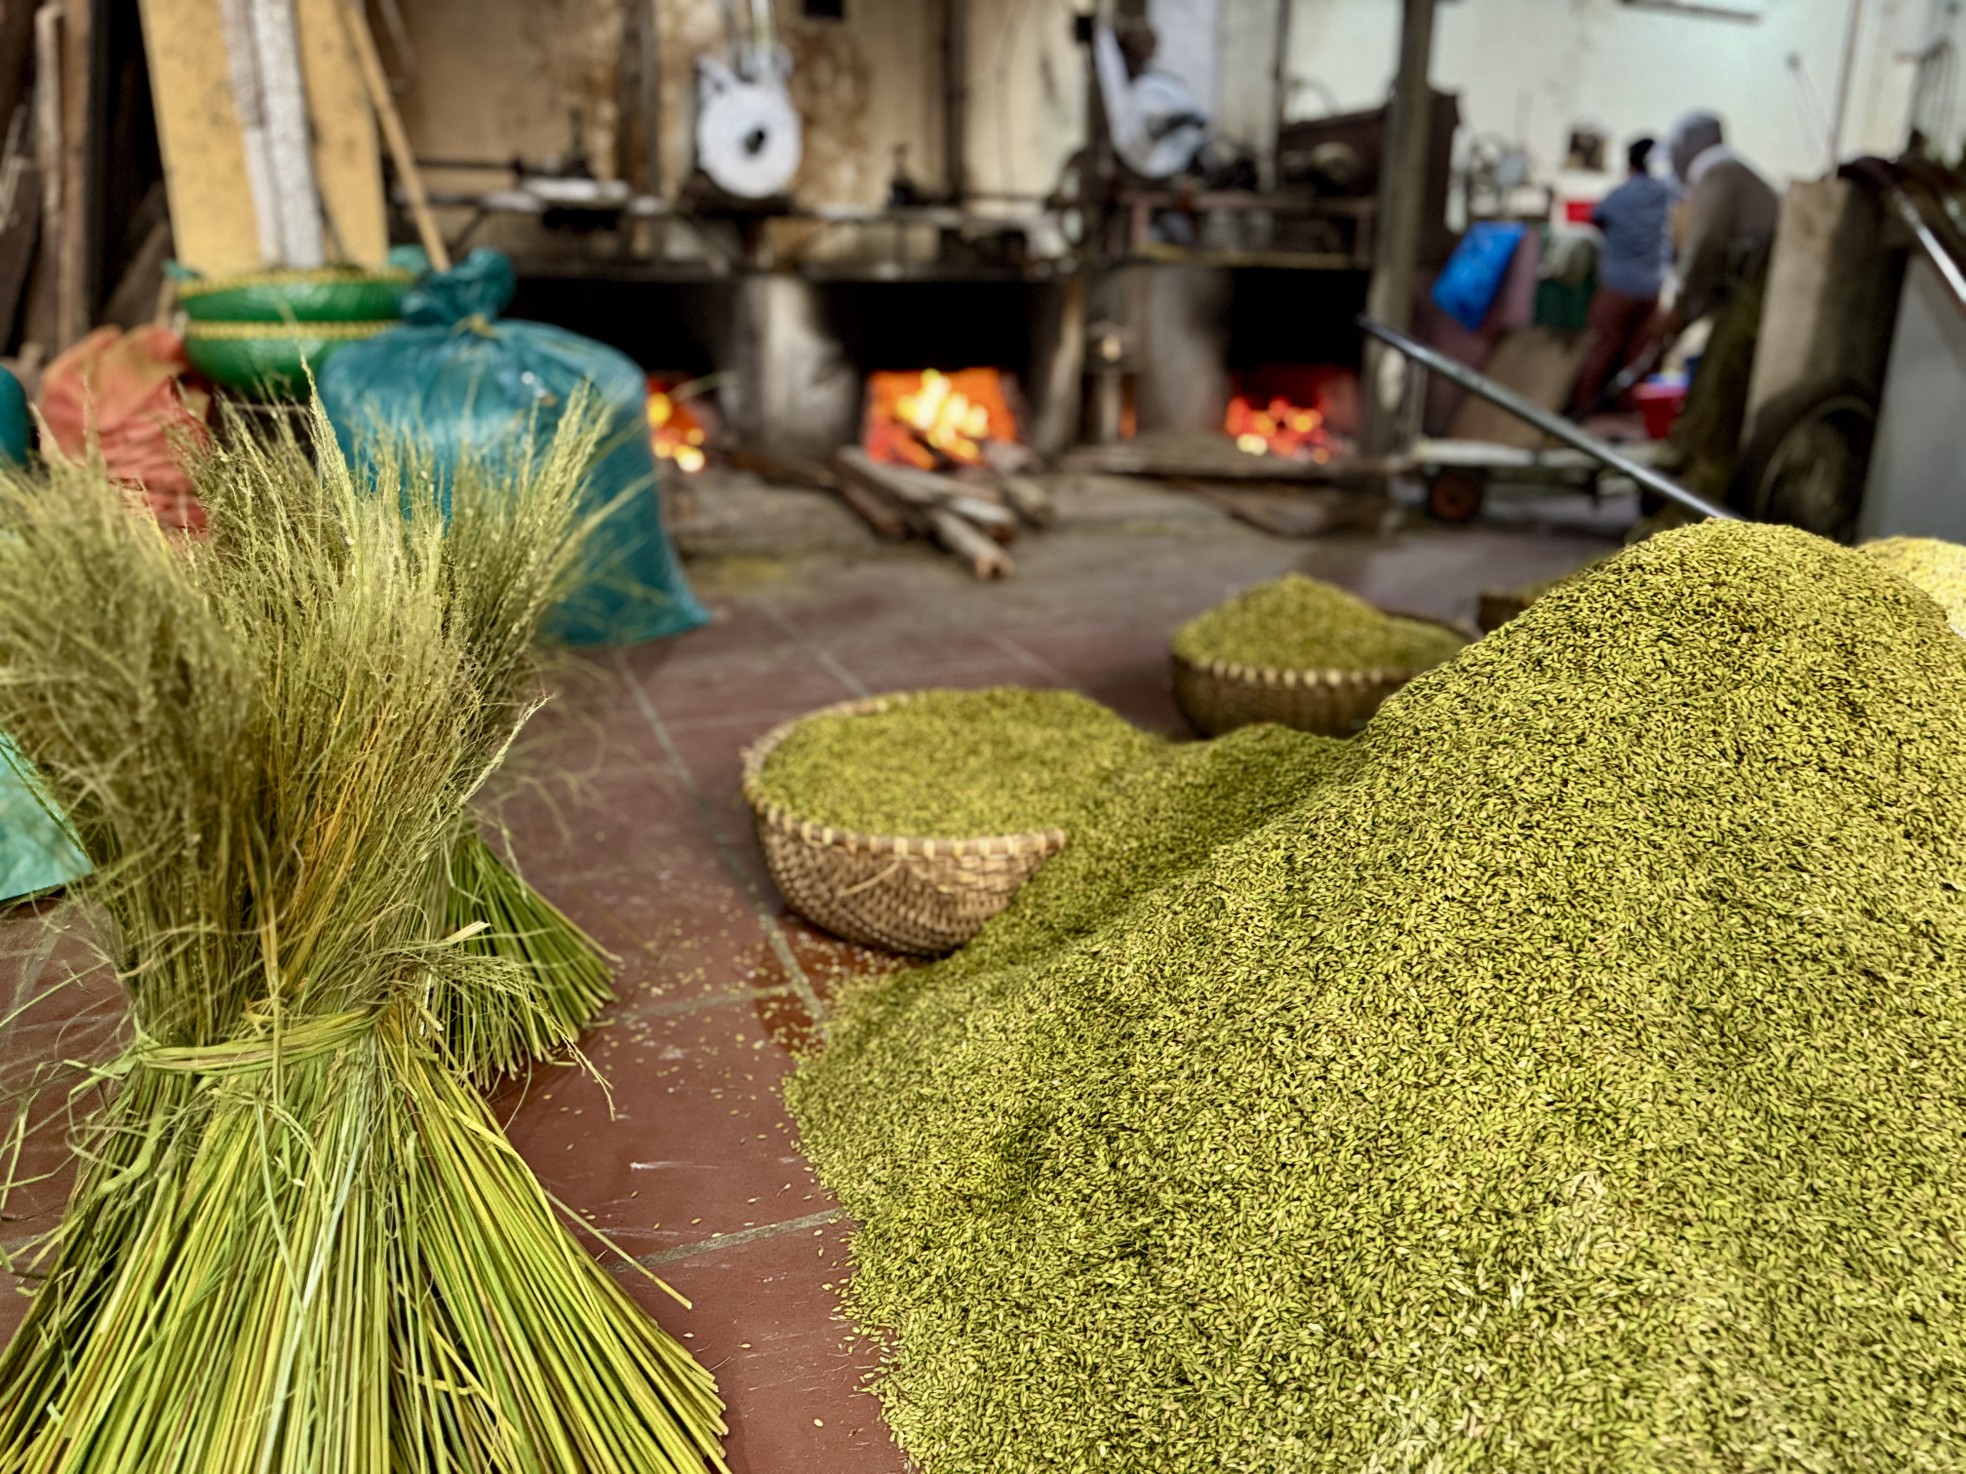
<box><xmin>1731</xmin><ymin>379</ymin><xmax>1877</xmax><ymax>543</ymax></box>
<box><xmin>1426</xmin><ymin>469</ymin><xmax>1486</xmax><ymax>524</ymax></box>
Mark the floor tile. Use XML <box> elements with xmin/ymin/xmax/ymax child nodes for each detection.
<box><xmin>622</xmin><ymin>1220</ymin><xmax>908</xmax><ymax>1474</ymax></box>
<box><xmin>500</xmin><ymin>995</ymin><xmax>829</xmax><ymax>1259</ymax></box>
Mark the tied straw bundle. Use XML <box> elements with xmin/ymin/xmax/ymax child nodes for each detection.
<box><xmin>367</xmin><ymin>422</ymin><xmax>621</xmax><ymax>1077</ymax></box>
<box><xmin>0</xmin><ymin>404</ymin><xmax>727</xmax><ymax>1471</ymax></box>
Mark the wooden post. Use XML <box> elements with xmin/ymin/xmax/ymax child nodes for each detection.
<box><xmin>1360</xmin><ymin>0</ymin><xmax>1436</xmax><ymax>457</ymax></box>
<box><xmin>55</xmin><ymin>0</ymin><xmax>94</xmax><ymax>348</ymax></box>
<box><xmin>336</xmin><ymin>0</ymin><xmax>448</xmax><ymax>269</ymax></box>
<box><xmin>943</xmin><ymin>0</ymin><xmax>966</xmax><ymax>204</ymax></box>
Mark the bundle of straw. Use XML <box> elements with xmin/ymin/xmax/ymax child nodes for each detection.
<box><xmin>0</xmin><ymin>407</ymin><xmax>726</xmax><ymax>1471</ymax></box>
<box><xmin>280</xmin><ymin>417</ymin><xmax>622</xmax><ymax>1077</ymax></box>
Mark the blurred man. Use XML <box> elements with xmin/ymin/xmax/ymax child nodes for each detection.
<box><xmin>1570</xmin><ymin>136</ymin><xmax>1675</xmax><ymax>417</ymax></box>
<box><xmin>1658</xmin><ymin>110</ymin><xmax>1780</xmax><ymax>502</ymax></box>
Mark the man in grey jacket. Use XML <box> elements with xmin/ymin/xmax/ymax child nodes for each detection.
<box><xmin>1660</xmin><ymin>111</ymin><xmax>1779</xmax><ymax>341</ymax></box>
<box><xmin>1658</xmin><ymin>111</ymin><xmax>1781</xmax><ymax>502</ymax></box>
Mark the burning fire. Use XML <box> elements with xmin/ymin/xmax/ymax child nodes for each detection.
<box><xmin>864</xmin><ymin>368</ymin><xmax>1017</xmax><ymax>470</ymax></box>
<box><xmin>1226</xmin><ymin>394</ymin><xmax>1334</xmax><ymax>463</ymax></box>
<box><xmin>647</xmin><ymin>377</ymin><xmax>708</xmax><ymax>474</ymax></box>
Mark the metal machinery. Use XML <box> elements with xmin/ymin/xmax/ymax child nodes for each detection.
<box><xmin>1732</xmin><ymin>155</ymin><xmax>1966</xmax><ymax>542</ymax></box>
<box><xmin>693</xmin><ymin>1</ymin><xmax>803</xmax><ymax>203</ymax></box>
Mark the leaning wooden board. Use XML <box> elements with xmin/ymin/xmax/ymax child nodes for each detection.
<box><xmin>136</xmin><ymin>0</ymin><xmax>387</xmax><ymax>275</ymax></box>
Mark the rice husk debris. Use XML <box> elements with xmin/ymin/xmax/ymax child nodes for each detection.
<box><xmin>789</xmin><ymin>521</ymin><xmax>1966</xmax><ymax>1472</ymax></box>
<box><xmin>1173</xmin><ymin>572</ymin><xmax>1468</xmax><ymax>672</ymax></box>
<box><xmin>752</xmin><ymin>687</ymin><xmax>1163</xmax><ymax>838</ymax></box>
<box><xmin>1863</xmin><ymin>535</ymin><xmax>1966</xmax><ymax>634</ymax></box>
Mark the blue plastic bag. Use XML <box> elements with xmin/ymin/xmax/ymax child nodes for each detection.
<box><xmin>0</xmin><ymin>733</ymin><xmax>87</xmax><ymax>905</ymax></box>
<box><xmin>317</xmin><ymin>249</ymin><xmax>707</xmax><ymax>646</ymax></box>
<box><xmin>1431</xmin><ymin>222</ymin><xmax>1529</xmax><ymax>334</ymax></box>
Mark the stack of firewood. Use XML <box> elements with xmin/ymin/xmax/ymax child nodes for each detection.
<box><xmin>721</xmin><ymin>441</ymin><xmax>1058</xmax><ymax>580</ymax></box>
<box><xmin>830</xmin><ymin>444</ymin><xmax>1058</xmax><ymax>580</ymax></box>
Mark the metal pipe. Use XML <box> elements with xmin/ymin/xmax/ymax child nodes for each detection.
<box><xmin>1828</xmin><ymin>0</ymin><xmax>1864</xmax><ymax>169</ymax></box>
<box><xmin>1886</xmin><ymin>184</ymin><xmax>1966</xmax><ymax>315</ymax></box>
<box><xmin>1356</xmin><ymin>315</ymin><xmax>1740</xmax><ymax>523</ymax></box>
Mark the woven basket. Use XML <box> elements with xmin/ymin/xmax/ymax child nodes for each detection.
<box><xmin>183</xmin><ymin>318</ymin><xmax>397</xmax><ymax>395</ymax></box>
<box><xmin>1171</xmin><ymin>612</ymin><xmax>1473</xmax><ymax>738</ymax></box>
<box><xmin>741</xmin><ymin>696</ymin><xmax>1069</xmax><ymax>956</ymax></box>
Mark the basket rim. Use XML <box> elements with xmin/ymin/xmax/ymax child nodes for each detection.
<box><xmin>175</xmin><ymin>267</ymin><xmax>416</xmax><ymax>299</ymax></box>
<box><xmin>1170</xmin><ymin>608</ymin><xmax>1476</xmax><ymax>691</ymax></box>
<box><xmin>182</xmin><ymin>318</ymin><xmax>399</xmax><ymax>342</ymax></box>
<box><xmin>740</xmin><ymin>693</ymin><xmax>1071</xmax><ymax>859</ymax></box>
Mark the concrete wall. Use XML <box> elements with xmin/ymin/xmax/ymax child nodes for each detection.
<box><xmin>1860</xmin><ymin>255</ymin><xmax>1966</xmax><ymax>541</ymax></box>
<box><xmin>384</xmin><ymin>0</ymin><xmax>1938</xmax><ymax>251</ymax></box>
<box><xmin>1284</xmin><ymin>0</ymin><xmax>1924</xmax><ymax>187</ymax></box>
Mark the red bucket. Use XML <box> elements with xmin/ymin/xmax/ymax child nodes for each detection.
<box><xmin>1633</xmin><ymin>377</ymin><xmax>1687</xmax><ymax>440</ymax></box>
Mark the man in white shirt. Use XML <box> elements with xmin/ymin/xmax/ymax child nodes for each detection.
<box><xmin>1092</xmin><ymin>19</ymin><xmax>1209</xmax><ymax>182</ymax></box>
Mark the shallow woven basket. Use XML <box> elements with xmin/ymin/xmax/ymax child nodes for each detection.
<box><xmin>1171</xmin><ymin>612</ymin><xmax>1474</xmax><ymax>738</ymax></box>
<box><xmin>741</xmin><ymin>696</ymin><xmax>1070</xmax><ymax>957</ymax></box>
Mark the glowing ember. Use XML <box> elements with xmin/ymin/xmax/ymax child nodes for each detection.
<box><xmin>864</xmin><ymin>368</ymin><xmax>1018</xmax><ymax>469</ymax></box>
<box><xmin>647</xmin><ymin>377</ymin><xmax>709</xmax><ymax>474</ymax></box>
<box><xmin>1226</xmin><ymin>394</ymin><xmax>1335</xmax><ymax>463</ymax></box>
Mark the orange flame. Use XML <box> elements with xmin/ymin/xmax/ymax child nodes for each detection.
<box><xmin>863</xmin><ymin>368</ymin><xmax>1018</xmax><ymax>469</ymax></box>
<box><xmin>1225</xmin><ymin>393</ymin><xmax>1335</xmax><ymax>463</ymax></box>
<box><xmin>647</xmin><ymin>378</ymin><xmax>708</xmax><ymax>474</ymax></box>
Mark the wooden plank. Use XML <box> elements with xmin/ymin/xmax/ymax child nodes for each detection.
<box><xmin>101</xmin><ymin>210</ymin><xmax>173</xmax><ymax>327</ymax></box>
<box><xmin>1445</xmin><ymin>328</ymin><xmax>1589</xmax><ymax>450</ymax></box>
<box><xmin>0</xmin><ymin>1</ymin><xmax>40</xmax><ymax>149</ymax></box>
<box><xmin>55</xmin><ymin>0</ymin><xmax>91</xmax><ymax>346</ymax></box>
<box><xmin>291</xmin><ymin>0</ymin><xmax>385</xmax><ymax>265</ymax></box>
<box><xmin>23</xmin><ymin>4</ymin><xmax>58</xmax><ymax>351</ymax></box>
<box><xmin>0</xmin><ymin>161</ymin><xmax>40</xmax><ymax>348</ymax></box>
<box><xmin>137</xmin><ymin>0</ymin><xmax>265</xmax><ymax>275</ymax></box>
<box><xmin>927</xmin><ymin>507</ymin><xmax>1013</xmax><ymax>579</ymax></box>
<box><xmin>335</xmin><ymin>0</ymin><xmax>447</xmax><ymax>268</ymax></box>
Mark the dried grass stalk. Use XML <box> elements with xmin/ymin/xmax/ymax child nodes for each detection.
<box><xmin>0</xmin><ymin>403</ymin><xmax>726</xmax><ymax>1472</ymax></box>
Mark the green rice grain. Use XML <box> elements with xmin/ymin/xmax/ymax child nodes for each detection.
<box><xmin>1863</xmin><ymin>535</ymin><xmax>1966</xmax><ymax>631</ymax></box>
<box><xmin>789</xmin><ymin>520</ymin><xmax>1966</xmax><ymax>1473</ymax></box>
<box><xmin>1172</xmin><ymin>572</ymin><xmax>1468</xmax><ymax>672</ymax></box>
<box><xmin>753</xmin><ymin>687</ymin><xmax>1163</xmax><ymax>838</ymax></box>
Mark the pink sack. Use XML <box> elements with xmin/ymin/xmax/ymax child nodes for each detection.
<box><xmin>40</xmin><ymin>326</ymin><xmax>212</xmax><ymax>531</ymax></box>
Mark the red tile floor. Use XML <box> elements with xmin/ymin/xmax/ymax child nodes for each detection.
<box><xmin>0</xmin><ymin>471</ymin><xmax>1625</xmax><ymax>1471</ymax></box>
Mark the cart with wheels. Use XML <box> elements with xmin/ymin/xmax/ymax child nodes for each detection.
<box><xmin>1404</xmin><ymin>436</ymin><xmax>1676</xmax><ymax>523</ymax></box>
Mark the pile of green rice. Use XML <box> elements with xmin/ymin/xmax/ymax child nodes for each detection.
<box><xmin>1173</xmin><ymin>573</ymin><xmax>1467</xmax><ymax>672</ymax></box>
<box><xmin>751</xmin><ymin>687</ymin><xmax>1162</xmax><ymax>838</ymax></box>
<box><xmin>1863</xmin><ymin>535</ymin><xmax>1966</xmax><ymax>632</ymax></box>
<box><xmin>789</xmin><ymin>521</ymin><xmax>1966</xmax><ymax>1472</ymax></box>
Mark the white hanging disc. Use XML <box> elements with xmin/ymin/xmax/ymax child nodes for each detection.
<box><xmin>697</xmin><ymin>76</ymin><xmax>803</xmax><ymax>200</ymax></box>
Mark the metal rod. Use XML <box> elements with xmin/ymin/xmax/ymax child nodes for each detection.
<box><xmin>1886</xmin><ymin>185</ymin><xmax>1966</xmax><ymax>315</ymax></box>
<box><xmin>1356</xmin><ymin>315</ymin><xmax>1740</xmax><ymax>522</ymax></box>
<box><xmin>1828</xmin><ymin>0</ymin><xmax>1864</xmax><ymax>170</ymax></box>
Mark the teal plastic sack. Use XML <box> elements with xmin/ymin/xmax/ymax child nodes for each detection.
<box><xmin>0</xmin><ymin>733</ymin><xmax>87</xmax><ymax>905</ymax></box>
<box><xmin>0</xmin><ymin>366</ymin><xmax>29</xmax><ymax>467</ymax></box>
<box><xmin>316</xmin><ymin>249</ymin><xmax>707</xmax><ymax>646</ymax></box>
